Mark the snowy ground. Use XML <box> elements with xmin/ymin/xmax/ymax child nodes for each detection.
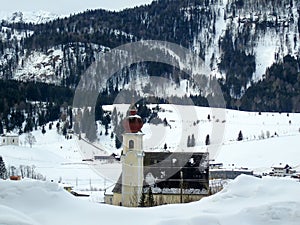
<box><xmin>0</xmin><ymin>105</ymin><xmax>300</xmax><ymax>224</ymax></box>
<box><xmin>1</xmin><ymin>104</ymin><xmax>300</xmax><ymax>190</ymax></box>
<box><xmin>0</xmin><ymin>128</ymin><xmax>120</xmax><ymax>194</ymax></box>
<box><xmin>0</xmin><ymin>175</ymin><xmax>300</xmax><ymax>225</ymax></box>
<box><xmin>101</xmin><ymin>104</ymin><xmax>300</xmax><ymax>173</ymax></box>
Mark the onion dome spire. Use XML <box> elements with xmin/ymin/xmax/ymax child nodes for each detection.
<box><xmin>122</xmin><ymin>104</ymin><xmax>143</xmax><ymax>133</ymax></box>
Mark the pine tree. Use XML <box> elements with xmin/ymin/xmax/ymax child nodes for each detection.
<box><xmin>187</xmin><ymin>135</ymin><xmax>191</xmax><ymax>147</ymax></box>
<box><xmin>147</xmin><ymin>187</ymin><xmax>155</xmax><ymax>207</ymax></box>
<box><xmin>42</xmin><ymin>125</ymin><xmax>46</xmax><ymax>135</ymax></box>
<box><xmin>69</xmin><ymin>108</ymin><xmax>73</xmax><ymax>129</ymax></box>
<box><xmin>207</xmin><ymin>114</ymin><xmax>211</xmax><ymax>121</ymax></box>
<box><xmin>164</xmin><ymin>143</ymin><xmax>168</xmax><ymax>151</ymax></box>
<box><xmin>191</xmin><ymin>134</ymin><xmax>195</xmax><ymax>147</ymax></box>
<box><xmin>114</xmin><ymin>115</ymin><xmax>124</xmax><ymax>149</ymax></box>
<box><xmin>205</xmin><ymin>134</ymin><xmax>210</xmax><ymax>145</ymax></box>
<box><xmin>0</xmin><ymin>156</ymin><xmax>7</xmax><ymax>179</ymax></box>
<box><xmin>139</xmin><ymin>191</ymin><xmax>146</xmax><ymax>207</ymax></box>
<box><xmin>62</xmin><ymin>126</ymin><xmax>67</xmax><ymax>136</ymax></box>
<box><xmin>105</xmin><ymin>124</ymin><xmax>109</xmax><ymax>136</ymax></box>
<box><xmin>56</xmin><ymin>122</ymin><xmax>60</xmax><ymax>133</ymax></box>
<box><xmin>24</xmin><ymin>117</ymin><xmax>33</xmax><ymax>133</ymax></box>
<box><xmin>237</xmin><ymin>130</ymin><xmax>243</xmax><ymax>141</ymax></box>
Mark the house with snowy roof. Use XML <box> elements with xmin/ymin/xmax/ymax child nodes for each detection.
<box><xmin>0</xmin><ymin>130</ymin><xmax>19</xmax><ymax>146</ymax></box>
<box><xmin>270</xmin><ymin>163</ymin><xmax>295</xmax><ymax>177</ymax></box>
<box><xmin>105</xmin><ymin>105</ymin><xmax>209</xmax><ymax>207</ymax></box>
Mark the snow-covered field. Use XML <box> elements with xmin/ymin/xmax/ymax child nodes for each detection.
<box><xmin>0</xmin><ymin>104</ymin><xmax>300</xmax><ymax>224</ymax></box>
<box><xmin>1</xmin><ymin>104</ymin><xmax>300</xmax><ymax>189</ymax></box>
<box><xmin>101</xmin><ymin>104</ymin><xmax>300</xmax><ymax>173</ymax></box>
<box><xmin>0</xmin><ymin>175</ymin><xmax>300</xmax><ymax>225</ymax></box>
<box><xmin>0</xmin><ymin>128</ymin><xmax>120</xmax><ymax>193</ymax></box>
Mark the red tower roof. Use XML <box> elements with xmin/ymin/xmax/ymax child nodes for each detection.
<box><xmin>122</xmin><ymin>105</ymin><xmax>143</xmax><ymax>133</ymax></box>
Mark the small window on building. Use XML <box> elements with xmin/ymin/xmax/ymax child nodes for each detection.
<box><xmin>12</xmin><ymin>139</ymin><xmax>14</xmax><ymax>143</ymax></box>
<box><xmin>129</xmin><ymin>140</ymin><xmax>134</xmax><ymax>149</ymax></box>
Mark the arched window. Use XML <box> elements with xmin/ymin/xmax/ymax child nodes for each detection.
<box><xmin>129</xmin><ymin>140</ymin><xmax>134</xmax><ymax>149</ymax></box>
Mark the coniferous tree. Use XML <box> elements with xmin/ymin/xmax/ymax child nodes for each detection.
<box><xmin>237</xmin><ymin>130</ymin><xmax>243</xmax><ymax>141</ymax></box>
<box><xmin>69</xmin><ymin>108</ymin><xmax>73</xmax><ymax>129</ymax></box>
<box><xmin>187</xmin><ymin>135</ymin><xmax>191</xmax><ymax>147</ymax></box>
<box><xmin>0</xmin><ymin>156</ymin><xmax>7</xmax><ymax>179</ymax></box>
<box><xmin>191</xmin><ymin>134</ymin><xmax>195</xmax><ymax>147</ymax></box>
<box><xmin>147</xmin><ymin>187</ymin><xmax>155</xmax><ymax>207</ymax></box>
<box><xmin>42</xmin><ymin>125</ymin><xmax>46</xmax><ymax>135</ymax></box>
<box><xmin>24</xmin><ymin>117</ymin><xmax>33</xmax><ymax>133</ymax></box>
<box><xmin>56</xmin><ymin>122</ymin><xmax>60</xmax><ymax>133</ymax></box>
<box><xmin>62</xmin><ymin>126</ymin><xmax>67</xmax><ymax>136</ymax></box>
<box><xmin>105</xmin><ymin>124</ymin><xmax>109</xmax><ymax>136</ymax></box>
<box><xmin>139</xmin><ymin>191</ymin><xmax>146</xmax><ymax>207</ymax></box>
<box><xmin>164</xmin><ymin>143</ymin><xmax>168</xmax><ymax>151</ymax></box>
<box><xmin>0</xmin><ymin>122</ymin><xmax>3</xmax><ymax>135</ymax></box>
<box><xmin>207</xmin><ymin>114</ymin><xmax>211</xmax><ymax>121</ymax></box>
<box><xmin>205</xmin><ymin>134</ymin><xmax>210</xmax><ymax>145</ymax></box>
<box><xmin>114</xmin><ymin>114</ymin><xmax>124</xmax><ymax>149</ymax></box>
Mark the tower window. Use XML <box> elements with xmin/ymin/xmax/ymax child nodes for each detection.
<box><xmin>129</xmin><ymin>140</ymin><xmax>134</xmax><ymax>149</ymax></box>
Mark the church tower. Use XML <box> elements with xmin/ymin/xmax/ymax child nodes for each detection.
<box><xmin>121</xmin><ymin>105</ymin><xmax>144</xmax><ymax>207</ymax></box>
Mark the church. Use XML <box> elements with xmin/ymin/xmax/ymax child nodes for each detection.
<box><xmin>105</xmin><ymin>105</ymin><xmax>209</xmax><ymax>207</ymax></box>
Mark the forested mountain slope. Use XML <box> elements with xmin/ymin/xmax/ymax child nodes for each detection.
<box><xmin>1</xmin><ymin>0</ymin><xmax>300</xmax><ymax>112</ymax></box>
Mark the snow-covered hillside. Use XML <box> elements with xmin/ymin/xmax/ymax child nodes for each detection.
<box><xmin>0</xmin><ymin>175</ymin><xmax>300</xmax><ymax>225</ymax></box>
<box><xmin>0</xmin><ymin>104</ymin><xmax>299</xmax><ymax>224</ymax></box>
<box><xmin>1</xmin><ymin>0</ymin><xmax>299</xmax><ymax>98</ymax></box>
<box><xmin>0</xmin><ymin>105</ymin><xmax>299</xmax><ymax>186</ymax></box>
<box><xmin>100</xmin><ymin>104</ymin><xmax>300</xmax><ymax>174</ymax></box>
<box><xmin>0</xmin><ymin>128</ymin><xmax>120</xmax><ymax>193</ymax></box>
<box><xmin>13</xmin><ymin>43</ymin><xmax>109</xmax><ymax>85</ymax></box>
<box><xmin>181</xmin><ymin>0</ymin><xmax>300</xmax><ymax>84</ymax></box>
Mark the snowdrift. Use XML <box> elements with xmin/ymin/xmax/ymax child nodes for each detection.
<box><xmin>0</xmin><ymin>175</ymin><xmax>300</xmax><ymax>225</ymax></box>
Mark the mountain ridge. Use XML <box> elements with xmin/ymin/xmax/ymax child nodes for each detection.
<box><xmin>0</xmin><ymin>11</ymin><xmax>60</xmax><ymax>24</ymax></box>
<box><xmin>1</xmin><ymin>0</ymin><xmax>300</xmax><ymax>112</ymax></box>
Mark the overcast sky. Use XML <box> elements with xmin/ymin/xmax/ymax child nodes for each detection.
<box><xmin>0</xmin><ymin>0</ymin><xmax>154</xmax><ymax>15</ymax></box>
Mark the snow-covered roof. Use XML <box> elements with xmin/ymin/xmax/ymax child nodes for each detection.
<box><xmin>146</xmin><ymin>187</ymin><xmax>208</xmax><ymax>195</ymax></box>
<box><xmin>128</xmin><ymin>115</ymin><xmax>142</xmax><ymax>119</ymax></box>
<box><xmin>104</xmin><ymin>185</ymin><xmax>115</xmax><ymax>195</ymax></box>
<box><xmin>210</xmin><ymin>168</ymin><xmax>253</xmax><ymax>173</ymax></box>
<box><xmin>271</xmin><ymin>163</ymin><xmax>291</xmax><ymax>169</ymax></box>
<box><xmin>1</xmin><ymin>133</ymin><xmax>19</xmax><ymax>137</ymax></box>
